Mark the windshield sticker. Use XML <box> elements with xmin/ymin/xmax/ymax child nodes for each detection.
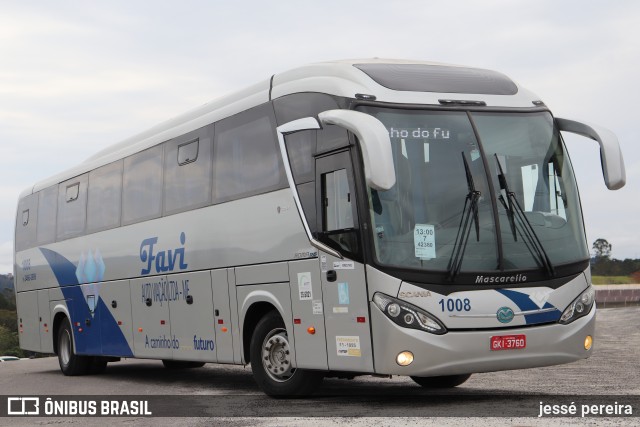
<box><xmin>297</xmin><ymin>272</ymin><xmax>313</xmax><ymax>301</ymax></box>
<box><xmin>333</xmin><ymin>306</ymin><xmax>348</xmax><ymax>314</ymax></box>
<box><xmin>336</xmin><ymin>336</ymin><xmax>361</xmax><ymax>357</ymax></box>
<box><xmin>414</xmin><ymin>224</ymin><xmax>436</xmax><ymax>259</ymax></box>
<box><xmin>338</xmin><ymin>282</ymin><xmax>350</xmax><ymax>305</ymax></box>
<box><xmin>471</xmin><ymin>149</ymin><xmax>480</xmax><ymax>161</ymax></box>
<box><xmin>389</xmin><ymin>127</ymin><xmax>450</xmax><ymax>140</ymax></box>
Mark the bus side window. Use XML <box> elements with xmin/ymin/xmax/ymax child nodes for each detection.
<box><xmin>37</xmin><ymin>186</ymin><xmax>57</xmax><ymax>245</ymax></box>
<box><xmin>213</xmin><ymin>105</ymin><xmax>285</xmax><ymax>203</ymax></box>
<box><xmin>15</xmin><ymin>194</ymin><xmax>37</xmax><ymax>251</ymax></box>
<box><xmin>164</xmin><ymin>125</ymin><xmax>213</xmax><ymax>215</ymax></box>
<box><xmin>87</xmin><ymin>160</ymin><xmax>123</xmax><ymax>233</ymax></box>
<box><xmin>122</xmin><ymin>145</ymin><xmax>163</xmax><ymax>225</ymax></box>
<box><xmin>57</xmin><ymin>175</ymin><xmax>88</xmax><ymax>240</ymax></box>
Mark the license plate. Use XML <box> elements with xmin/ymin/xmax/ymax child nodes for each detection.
<box><xmin>490</xmin><ymin>334</ymin><xmax>526</xmax><ymax>351</ymax></box>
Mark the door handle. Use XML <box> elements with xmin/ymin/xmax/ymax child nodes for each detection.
<box><xmin>326</xmin><ymin>270</ymin><xmax>337</xmax><ymax>282</ymax></box>
<box><xmin>186</xmin><ymin>295</ymin><xmax>194</xmax><ymax>305</ymax></box>
<box><xmin>145</xmin><ymin>297</ymin><xmax>152</xmax><ymax>307</ymax></box>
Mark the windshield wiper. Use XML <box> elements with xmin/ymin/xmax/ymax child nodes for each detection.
<box><xmin>447</xmin><ymin>152</ymin><xmax>480</xmax><ymax>281</ymax></box>
<box><xmin>494</xmin><ymin>154</ymin><xmax>555</xmax><ymax>277</ymax></box>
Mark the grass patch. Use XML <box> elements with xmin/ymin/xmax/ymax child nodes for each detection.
<box><xmin>592</xmin><ymin>275</ymin><xmax>638</xmax><ymax>285</ymax></box>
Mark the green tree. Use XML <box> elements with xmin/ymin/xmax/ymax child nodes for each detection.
<box><xmin>0</xmin><ymin>324</ymin><xmax>24</xmax><ymax>357</ymax></box>
<box><xmin>0</xmin><ymin>310</ymin><xmax>18</xmax><ymax>332</ymax></box>
<box><xmin>592</xmin><ymin>238</ymin><xmax>612</xmax><ymax>259</ymax></box>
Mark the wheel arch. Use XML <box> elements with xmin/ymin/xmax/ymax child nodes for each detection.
<box><xmin>242</xmin><ymin>301</ymin><xmax>281</xmax><ymax>364</ymax></box>
<box><xmin>51</xmin><ymin>303</ymin><xmax>71</xmax><ymax>356</ymax></box>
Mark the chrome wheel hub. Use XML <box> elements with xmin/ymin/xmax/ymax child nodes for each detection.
<box><xmin>261</xmin><ymin>328</ymin><xmax>295</xmax><ymax>382</ymax></box>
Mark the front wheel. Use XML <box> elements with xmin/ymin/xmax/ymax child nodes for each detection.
<box><xmin>250</xmin><ymin>311</ymin><xmax>323</xmax><ymax>397</ymax></box>
<box><xmin>411</xmin><ymin>373</ymin><xmax>472</xmax><ymax>388</ymax></box>
<box><xmin>57</xmin><ymin>318</ymin><xmax>91</xmax><ymax>376</ymax></box>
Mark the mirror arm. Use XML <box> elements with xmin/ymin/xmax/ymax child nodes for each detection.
<box><xmin>318</xmin><ymin>110</ymin><xmax>396</xmax><ymax>191</ymax></box>
<box><xmin>556</xmin><ymin>118</ymin><xmax>626</xmax><ymax>190</ymax></box>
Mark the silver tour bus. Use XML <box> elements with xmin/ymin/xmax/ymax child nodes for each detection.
<box><xmin>13</xmin><ymin>59</ymin><xmax>626</xmax><ymax>396</ymax></box>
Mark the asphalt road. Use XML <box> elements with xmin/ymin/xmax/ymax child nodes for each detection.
<box><xmin>1</xmin><ymin>307</ymin><xmax>638</xmax><ymax>426</ymax></box>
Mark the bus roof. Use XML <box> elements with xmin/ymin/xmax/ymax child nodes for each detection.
<box><xmin>22</xmin><ymin>59</ymin><xmax>540</xmax><ymax>197</ymax></box>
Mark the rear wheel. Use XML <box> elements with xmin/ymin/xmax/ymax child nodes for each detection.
<box><xmin>410</xmin><ymin>373</ymin><xmax>472</xmax><ymax>388</ymax></box>
<box><xmin>250</xmin><ymin>311</ymin><xmax>323</xmax><ymax>397</ymax></box>
<box><xmin>57</xmin><ymin>318</ymin><xmax>91</xmax><ymax>376</ymax></box>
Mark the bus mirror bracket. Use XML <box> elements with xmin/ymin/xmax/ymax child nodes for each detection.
<box><xmin>318</xmin><ymin>110</ymin><xmax>396</xmax><ymax>191</ymax></box>
<box><xmin>556</xmin><ymin>118</ymin><xmax>626</xmax><ymax>190</ymax></box>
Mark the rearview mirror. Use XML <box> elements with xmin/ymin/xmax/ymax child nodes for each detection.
<box><xmin>556</xmin><ymin>118</ymin><xmax>626</xmax><ymax>190</ymax></box>
<box><xmin>318</xmin><ymin>110</ymin><xmax>396</xmax><ymax>191</ymax></box>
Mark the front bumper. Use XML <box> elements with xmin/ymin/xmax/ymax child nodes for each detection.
<box><xmin>371</xmin><ymin>302</ymin><xmax>595</xmax><ymax>376</ymax></box>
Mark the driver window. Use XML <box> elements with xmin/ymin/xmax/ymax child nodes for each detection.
<box><xmin>323</xmin><ymin>169</ymin><xmax>354</xmax><ymax>231</ymax></box>
<box><xmin>320</xmin><ymin>168</ymin><xmax>359</xmax><ymax>257</ymax></box>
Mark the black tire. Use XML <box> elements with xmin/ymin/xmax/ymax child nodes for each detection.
<box><xmin>88</xmin><ymin>357</ymin><xmax>108</xmax><ymax>374</ymax></box>
<box><xmin>410</xmin><ymin>373</ymin><xmax>472</xmax><ymax>388</ymax></box>
<box><xmin>57</xmin><ymin>317</ymin><xmax>91</xmax><ymax>376</ymax></box>
<box><xmin>162</xmin><ymin>360</ymin><xmax>206</xmax><ymax>369</ymax></box>
<box><xmin>250</xmin><ymin>311</ymin><xmax>323</xmax><ymax>397</ymax></box>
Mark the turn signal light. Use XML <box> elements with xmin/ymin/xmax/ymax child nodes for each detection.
<box><xmin>584</xmin><ymin>335</ymin><xmax>593</xmax><ymax>350</ymax></box>
<box><xmin>307</xmin><ymin>327</ymin><xmax>316</xmax><ymax>335</ymax></box>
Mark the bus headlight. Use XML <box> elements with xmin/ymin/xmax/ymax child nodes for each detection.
<box><xmin>559</xmin><ymin>287</ymin><xmax>595</xmax><ymax>325</ymax></box>
<box><xmin>373</xmin><ymin>293</ymin><xmax>447</xmax><ymax>335</ymax></box>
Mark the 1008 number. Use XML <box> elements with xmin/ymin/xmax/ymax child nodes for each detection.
<box><xmin>438</xmin><ymin>298</ymin><xmax>471</xmax><ymax>312</ymax></box>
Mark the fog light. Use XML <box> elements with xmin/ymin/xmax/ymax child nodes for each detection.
<box><xmin>396</xmin><ymin>351</ymin><xmax>414</xmax><ymax>366</ymax></box>
<box><xmin>584</xmin><ymin>335</ymin><xmax>593</xmax><ymax>351</ymax></box>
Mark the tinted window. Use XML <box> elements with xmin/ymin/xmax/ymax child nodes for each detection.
<box><xmin>15</xmin><ymin>194</ymin><xmax>37</xmax><ymax>251</ymax></box>
<box><xmin>354</xmin><ymin>64</ymin><xmax>518</xmax><ymax>95</ymax></box>
<box><xmin>37</xmin><ymin>186</ymin><xmax>57</xmax><ymax>244</ymax></box>
<box><xmin>122</xmin><ymin>145</ymin><xmax>163</xmax><ymax>224</ymax></box>
<box><xmin>164</xmin><ymin>126</ymin><xmax>213</xmax><ymax>214</ymax></box>
<box><xmin>322</xmin><ymin>169</ymin><xmax>354</xmax><ymax>231</ymax></box>
<box><xmin>213</xmin><ymin>104</ymin><xmax>285</xmax><ymax>202</ymax></box>
<box><xmin>284</xmin><ymin>131</ymin><xmax>315</xmax><ymax>184</ymax></box>
<box><xmin>273</xmin><ymin>92</ymin><xmax>348</xmax><ymax>154</ymax></box>
<box><xmin>57</xmin><ymin>174</ymin><xmax>88</xmax><ymax>240</ymax></box>
<box><xmin>88</xmin><ymin>160</ymin><xmax>122</xmax><ymax>233</ymax></box>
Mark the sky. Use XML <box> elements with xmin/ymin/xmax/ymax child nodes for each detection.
<box><xmin>1</xmin><ymin>0</ymin><xmax>639</xmax><ymax>273</ymax></box>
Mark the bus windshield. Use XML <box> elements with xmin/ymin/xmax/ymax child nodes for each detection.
<box><xmin>358</xmin><ymin>107</ymin><xmax>588</xmax><ymax>279</ymax></box>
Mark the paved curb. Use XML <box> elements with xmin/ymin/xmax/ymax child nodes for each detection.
<box><xmin>594</xmin><ymin>284</ymin><xmax>640</xmax><ymax>308</ymax></box>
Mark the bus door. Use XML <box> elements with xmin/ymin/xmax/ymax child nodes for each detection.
<box><xmin>315</xmin><ymin>149</ymin><xmax>373</xmax><ymax>372</ymax></box>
